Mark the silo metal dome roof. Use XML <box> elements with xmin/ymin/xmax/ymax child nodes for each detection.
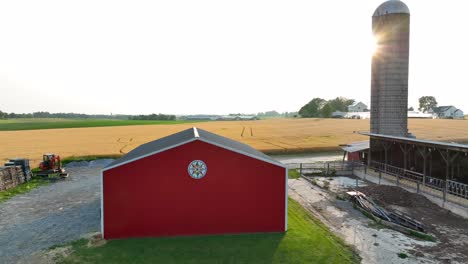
<box><xmin>373</xmin><ymin>0</ymin><xmax>410</xmax><ymax>16</ymax></box>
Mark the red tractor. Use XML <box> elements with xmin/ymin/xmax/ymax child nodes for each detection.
<box><xmin>36</xmin><ymin>154</ymin><xmax>69</xmax><ymax>178</ymax></box>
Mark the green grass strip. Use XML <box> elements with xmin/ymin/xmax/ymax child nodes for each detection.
<box><xmin>0</xmin><ymin>177</ymin><xmax>49</xmax><ymax>203</ymax></box>
<box><xmin>58</xmin><ymin>198</ymin><xmax>360</xmax><ymax>264</ymax></box>
<box><xmin>0</xmin><ymin>119</ymin><xmax>204</xmax><ymax>131</ymax></box>
<box><xmin>288</xmin><ymin>169</ymin><xmax>301</xmax><ymax>179</ymax></box>
<box><xmin>61</xmin><ymin>155</ymin><xmax>123</xmax><ymax>166</ymax></box>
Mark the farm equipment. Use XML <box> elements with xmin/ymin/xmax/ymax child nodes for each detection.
<box><xmin>34</xmin><ymin>154</ymin><xmax>69</xmax><ymax>178</ymax></box>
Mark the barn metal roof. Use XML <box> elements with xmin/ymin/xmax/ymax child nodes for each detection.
<box><xmin>431</xmin><ymin>106</ymin><xmax>455</xmax><ymax>113</ymax></box>
<box><xmin>341</xmin><ymin>141</ymin><xmax>369</xmax><ymax>153</ymax></box>
<box><xmin>359</xmin><ymin>132</ymin><xmax>468</xmax><ymax>152</ymax></box>
<box><xmin>104</xmin><ymin>127</ymin><xmax>285</xmax><ymax>171</ymax></box>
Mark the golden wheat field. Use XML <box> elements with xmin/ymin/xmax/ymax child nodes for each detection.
<box><xmin>1</xmin><ymin>118</ymin><xmax>468</xmax><ymax>165</ymax></box>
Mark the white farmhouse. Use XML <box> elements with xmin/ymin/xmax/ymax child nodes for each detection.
<box><xmin>348</xmin><ymin>102</ymin><xmax>368</xmax><ymax>112</ymax></box>
<box><xmin>430</xmin><ymin>106</ymin><xmax>464</xmax><ymax>119</ymax></box>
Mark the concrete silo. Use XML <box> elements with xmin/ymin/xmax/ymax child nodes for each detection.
<box><xmin>370</xmin><ymin>0</ymin><xmax>410</xmax><ymax>137</ymax></box>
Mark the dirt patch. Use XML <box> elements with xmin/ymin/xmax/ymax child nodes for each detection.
<box><xmin>357</xmin><ymin>185</ymin><xmax>468</xmax><ymax>262</ymax></box>
<box><xmin>356</xmin><ymin>185</ymin><xmax>436</xmax><ymax>209</ymax></box>
<box><xmin>86</xmin><ymin>232</ymin><xmax>107</xmax><ymax>248</ymax></box>
<box><xmin>289</xmin><ymin>178</ymin><xmax>436</xmax><ymax>264</ymax></box>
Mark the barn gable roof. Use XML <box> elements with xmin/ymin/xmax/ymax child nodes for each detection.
<box><xmin>103</xmin><ymin>127</ymin><xmax>285</xmax><ymax>171</ymax></box>
<box><xmin>432</xmin><ymin>105</ymin><xmax>455</xmax><ymax>113</ymax></box>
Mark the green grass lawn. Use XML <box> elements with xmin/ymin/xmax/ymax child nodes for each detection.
<box><xmin>288</xmin><ymin>169</ymin><xmax>301</xmax><ymax>179</ymax></box>
<box><xmin>0</xmin><ymin>177</ymin><xmax>49</xmax><ymax>203</ymax></box>
<box><xmin>61</xmin><ymin>155</ymin><xmax>123</xmax><ymax>166</ymax></box>
<box><xmin>0</xmin><ymin>118</ymin><xmax>202</xmax><ymax>131</ymax></box>
<box><xmin>58</xmin><ymin>198</ymin><xmax>360</xmax><ymax>264</ymax></box>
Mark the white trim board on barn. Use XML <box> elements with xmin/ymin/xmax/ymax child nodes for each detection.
<box><xmin>101</xmin><ymin>170</ymin><xmax>104</xmax><ymax>238</ymax></box>
<box><xmin>102</xmin><ymin>127</ymin><xmax>287</xmax><ymax>171</ymax></box>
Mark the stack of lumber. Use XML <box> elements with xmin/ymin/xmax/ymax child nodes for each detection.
<box><xmin>347</xmin><ymin>191</ymin><xmax>426</xmax><ymax>233</ymax></box>
<box><xmin>0</xmin><ymin>166</ymin><xmax>26</xmax><ymax>191</ymax></box>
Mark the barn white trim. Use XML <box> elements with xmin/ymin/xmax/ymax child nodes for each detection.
<box><xmin>101</xmin><ymin>170</ymin><xmax>104</xmax><ymax>238</ymax></box>
<box><xmin>193</xmin><ymin>127</ymin><xmax>200</xmax><ymax>138</ymax></box>
<box><xmin>284</xmin><ymin>168</ymin><xmax>288</xmax><ymax>231</ymax></box>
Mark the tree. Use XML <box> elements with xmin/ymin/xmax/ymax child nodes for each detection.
<box><xmin>328</xmin><ymin>97</ymin><xmax>355</xmax><ymax>112</ymax></box>
<box><xmin>299</xmin><ymin>98</ymin><xmax>326</xmax><ymax>118</ymax></box>
<box><xmin>257</xmin><ymin>111</ymin><xmax>281</xmax><ymax>118</ymax></box>
<box><xmin>408</xmin><ymin>106</ymin><xmax>414</xmax><ymax>111</ymax></box>
<box><xmin>320</xmin><ymin>103</ymin><xmax>333</xmax><ymax>118</ymax></box>
<box><xmin>0</xmin><ymin>110</ymin><xmax>7</xmax><ymax>119</ymax></box>
<box><xmin>418</xmin><ymin>96</ymin><xmax>438</xmax><ymax>113</ymax></box>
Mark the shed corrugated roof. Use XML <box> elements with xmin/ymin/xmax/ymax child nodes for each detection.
<box><xmin>341</xmin><ymin>141</ymin><xmax>369</xmax><ymax>153</ymax></box>
<box><xmin>359</xmin><ymin>132</ymin><xmax>468</xmax><ymax>152</ymax></box>
<box><xmin>104</xmin><ymin>127</ymin><xmax>284</xmax><ymax>170</ymax></box>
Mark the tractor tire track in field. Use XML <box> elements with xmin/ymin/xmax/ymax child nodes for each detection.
<box><xmin>276</xmin><ymin>141</ymin><xmax>302</xmax><ymax>148</ymax></box>
<box><xmin>117</xmin><ymin>137</ymin><xmax>134</xmax><ymax>154</ymax></box>
<box><xmin>260</xmin><ymin>141</ymin><xmax>288</xmax><ymax>151</ymax></box>
<box><xmin>240</xmin><ymin>126</ymin><xmax>254</xmax><ymax>137</ymax></box>
<box><xmin>0</xmin><ymin>164</ymin><xmax>110</xmax><ymax>264</ymax></box>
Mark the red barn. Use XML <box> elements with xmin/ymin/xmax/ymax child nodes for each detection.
<box><xmin>101</xmin><ymin>127</ymin><xmax>287</xmax><ymax>239</ymax></box>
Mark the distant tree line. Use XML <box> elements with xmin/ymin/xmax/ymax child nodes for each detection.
<box><xmin>0</xmin><ymin>110</ymin><xmax>176</xmax><ymax>121</ymax></box>
<box><xmin>129</xmin><ymin>114</ymin><xmax>176</xmax><ymax>121</ymax></box>
<box><xmin>0</xmin><ymin>111</ymin><xmax>129</xmax><ymax>119</ymax></box>
<box><xmin>0</xmin><ymin>110</ymin><xmax>7</xmax><ymax>119</ymax></box>
<box><xmin>299</xmin><ymin>97</ymin><xmax>354</xmax><ymax>118</ymax></box>
<box><xmin>257</xmin><ymin>111</ymin><xmax>299</xmax><ymax>118</ymax></box>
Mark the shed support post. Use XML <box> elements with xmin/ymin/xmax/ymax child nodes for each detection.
<box><xmin>451</xmin><ymin>163</ymin><xmax>455</xmax><ymax>180</ymax></box>
<box><xmin>383</xmin><ymin>141</ymin><xmax>391</xmax><ymax>176</ymax></box>
<box><xmin>429</xmin><ymin>155</ymin><xmax>432</xmax><ymax>177</ymax></box>
<box><xmin>438</xmin><ymin>149</ymin><xmax>460</xmax><ymax>206</ymax></box>
<box><xmin>368</xmin><ymin>140</ymin><xmax>372</xmax><ymax>167</ymax></box>
<box><xmin>417</xmin><ymin>147</ymin><xmax>430</xmax><ymax>186</ymax></box>
<box><xmin>300</xmin><ymin>163</ymin><xmax>303</xmax><ymax>176</ymax></box>
<box><xmin>423</xmin><ymin>157</ymin><xmax>427</xmax><ymax>185</ymax></box>
<box><xmin>399</xmin><ymin>143</ymin><xmax>409</xmax><ymax>171</ymax></box>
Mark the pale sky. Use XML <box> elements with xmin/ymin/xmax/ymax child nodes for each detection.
<box><xmin>0</xmin><ymin>0</ymin><xmax>467</xmax><ymax>115</ymax></box>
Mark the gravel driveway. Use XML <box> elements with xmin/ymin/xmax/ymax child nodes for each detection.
<box><xmin>0</xmin><ymin>162</ymin><xmax>109</xmax><ymax>264</ymax></box>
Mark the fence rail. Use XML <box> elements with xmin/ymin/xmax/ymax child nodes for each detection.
<box><xmin>287</xmin><ymin>161</ymin><xmax>364</xmax><ymax>176</ymax></box>
<box><xmin>287</xmin><ymin>160</ymin><xmax>468</xmax><ymax>204</ymax></box>
<box><xmin>368</xmin><ymin>161</ymin><xmax>468</xmax><ymax>201</ymax></box>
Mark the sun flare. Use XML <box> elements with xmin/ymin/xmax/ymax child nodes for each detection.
<box><xmin>370</xmin><ymin>35</ymin><xmax>379</xmax><ymax>55</ymax></box>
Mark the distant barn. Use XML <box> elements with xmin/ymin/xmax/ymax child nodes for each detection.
<box><xmin>101</xmin><ymin>127</ymin><xmax>287</xmax><ymax>239</ymax></box>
